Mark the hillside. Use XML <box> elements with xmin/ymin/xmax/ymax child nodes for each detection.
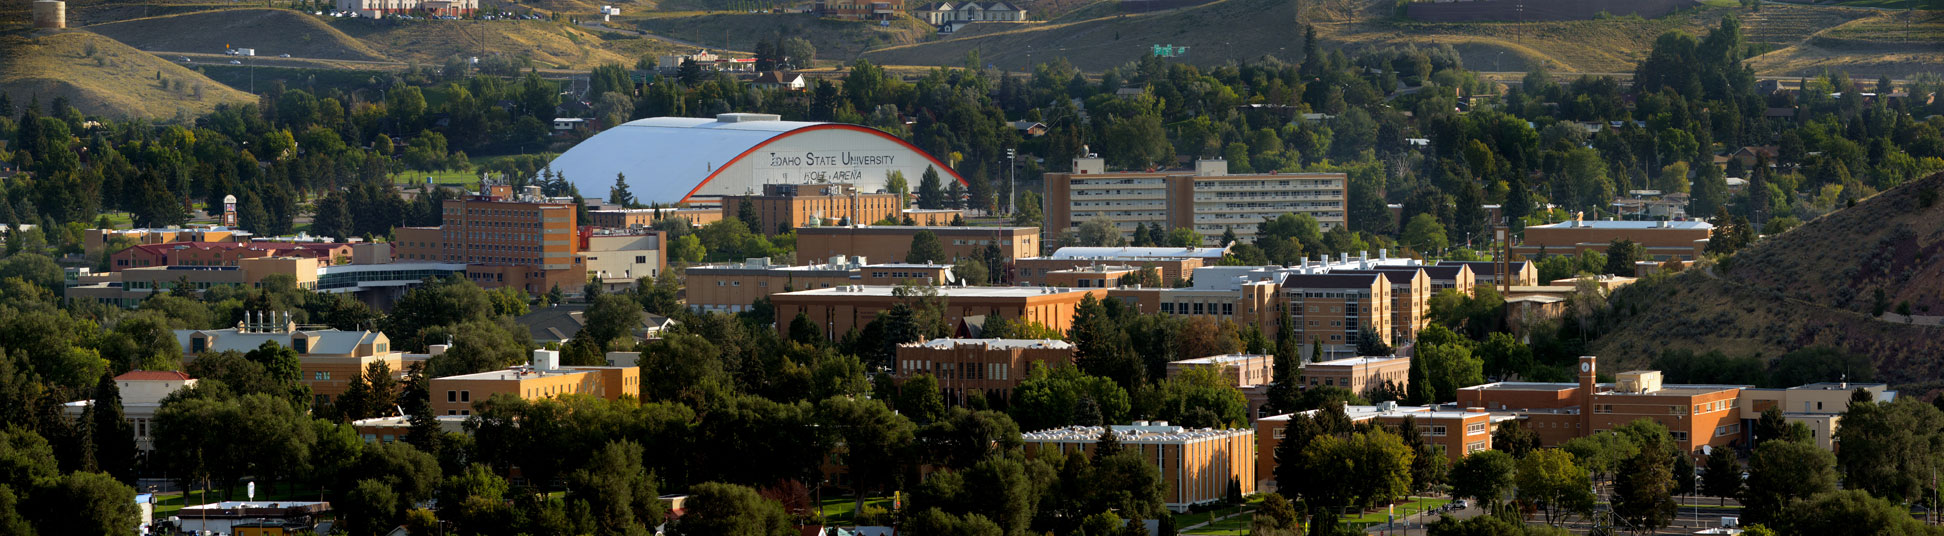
<box><xmin>0</xmin><ymin>31</ymin><xmax>255</xmax><ymax>120</ymax></box>
<box><xmin>1590</xmin><ymin>171</ymin><xmax>1944</xmax><ymax>390</ymax></box>
<box><xmin>87</xmin><ymin>8</ymin><xmax>389</xmax><ymax>61</ymax></box>
<box><xmin>331</xmin><ymin>18</ymin><xmax>685</xmax><ymax>69</ymax></box>
<box><xmin>1745</xmin><ymin>9</ymin><xmax>1944</xmax><ymax>78</ymax></box>
<box><xmin>633</xmin><ymin>12</ymin><xmax>936</xmax><ymax>61</ymax></box>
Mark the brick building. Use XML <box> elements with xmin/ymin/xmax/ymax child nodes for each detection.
<box><xmin>795</xmin><ymin>225</ymin><xmax>1040</xmax><ymax>264</ymax></box>
<box><xmin>1456</xmin><ymin>356</ymin><xmax>1746</xmax><ymax>458</ymax></box>
<box><xmin>586</xmin><ymin>207</ymin><xmax>724</xmax><ymax>228</ymax></box>
<box><xmin>1281</xmin><ymin>273</ymin><xmax>1392</xmax><ymax>358</ymax></box>
<box><xmin>1330</xmin><ymin>268</ymin><xmax>1431</xmax><ymax>346</ymax></box>
<box><xmin>109</xmin><ymin>241</ymin><xmax>352</xmax><ymax>271</ymax></box>
<box><xmin>175</xmin><ymin>312</ymin><xmax>407</xmax><ymax>405</ymax></box>
<box><xmin>770</xmin><ymin>285</ymin><xmax>1100</xmax><ymax>340</ymax></box>
<box><xmin>429</xmin><ymin>350</ymin><xmax>640</xmax><ymax>416</ymax></box>
<box><xmin>719</xmin><ymin>183</ymin><xmax>903</xmax><ymax>236</ymax></box>
<box><xmin>85</xmin><ymin>225</ymin><xmax>251</xmax><ymax>255</ymax></box>
<box><xmin>1437</xmin><ymin>260</ymin><xmax>1537</xmax><ymax>289</ymax></box>
<box><xmin>1515</xmin><ymin>220</ymin><xmax>1714</xmax><ymax>261</ymax></box>
<box><xmin>1301</xmin><ymin>355</ymin><xmax>1411</xmax><ymax>396</ymax></box>
<box><xmin>1255</xmin><ymin>404</ymin><xmax>1510</xmax><ymax>491</ymax></box>
<box><xmin>1022</xmin><ymin>422</ymin><xmax>1255</xmax><ymax>512</ymax></box>
<box><xmin>895</xmin><ymin>338</ymin><xmax>1075</xmax><ymax>404</ymax></box>
<box><xmin>686</xmin><ymin>257</ymin><xmax>955</xmax><ymax>313</ymax></box>
<box><xmin>394</xmin><ymin>185</ymin><xmax>586</xmax><ymax>295</ymax></box>
<box><xmin>1043</xmin><ymin>157</ymin><xmax>1346</xmax><ymax>245</ymax></box>
<box><xmin>1015</xmin><ymin>246</ymin><xmax>1227</xmax><ymax>285</ymax></box>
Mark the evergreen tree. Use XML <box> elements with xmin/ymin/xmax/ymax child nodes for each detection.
<box><xmin>1131</xmin><ymin>223</ymin><xmax>1152</xmax><ymax>246</ymax></box>
<box><xmin>1404</xmin><ymin>350</ymin><xmax>1434</xmax><ymax>405</ymax></box>
<box><xmin>90</xmin><ymin>373</ymin><xmax>136</xmax><ymax>482</ymax></box>
<box><xmin>917</xmin><ymin>166</ymin><xmax>946</xmax><ymax>209</ymax></box>
<box><xmin>609</xmin><ymin>173</ymin><xmax>635</xmax><ymax>208</ymax></box>
<box><xmin>946</xmin><ymin>179</ymin><xmax>966</xmax><ymax>211</ymax></box>
<box><xmin>1504</xmin><ymin>172</ymin><xmax>1532</xmax><ymax>234</ymax></box>
<box><xmin>1220</xmin><ymin>227</ymin><xmax>1238</xmax><ymax>246</ymax></box>
<box><xmin>737</xmin><ymin>198</ymin><xmax>760</xmax><ymax>230</ymax></box>
<box><xmin>907</xmin><ymin>231</ymin><xmax>946</xmax><ymax>264</ymax></box>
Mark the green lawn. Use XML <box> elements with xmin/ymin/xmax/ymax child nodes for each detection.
<box><xmin>1343</xmin><ymin>497</ymin><xmax>1451</xmax><ymax>529</ymax></box>
<box><xmin>1181</xmin><ymin>512</ymin><xmax>1254</xmax><ymax>535</ymax></box>
<box><xmin>150</xmin><ymin>483</ymin><xmax>325</xmax><ymax>517</ymax></box>
<box><xmin>815</xmin><ymin>495</ymin><xmax>895</xmax><ymax>524</ymax></box>
<box><xmin>392</xmin><ymin>168</ymin><xmax>480</xmax><ymax>188</ymax></box>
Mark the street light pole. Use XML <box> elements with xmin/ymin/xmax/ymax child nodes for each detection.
<box><xmin>1007</xmin><ymin>148</ymin><xmax>1017</xmax><ymax>217</ymax></box>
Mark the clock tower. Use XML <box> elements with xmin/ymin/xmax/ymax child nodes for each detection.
<box><xmin>1578</xmin><ymin>355</ymin><xmax>1597</xmax><ymax>432</ymax></box>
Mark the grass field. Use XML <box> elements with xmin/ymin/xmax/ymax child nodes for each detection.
<box><xmin>86</xmin><ymin>8</ymin><xmax>389</xmax><ymax>61</ymax></box>
<box><xmin>392</xmin><ymin>168</ymin><xmax>482</xmax><ymax>187</ymax></box>
<box><xmin>1343</xmin><ymin>497</ymin><xmax>1451</xmax><ymax>529</ymax></box>
<box><xmin>816</xmin><ymin>495</ymin><xmax>895</xmax><ymax>524</ymax></box>
<box><xmin>634</xmin><ymin>12</ymin><xmax>935</xmax><ymax>61</ymax></box>
<box><xmin>0</xmin><ymin>31</ymin><xmax>254</xmax><ymax>120</ymax></box>
<box><xmin>151</xmin><ymin>483</ymin><xmax>326</xmax><ymax>517</ymax></box>
<box><xmin>332</xmin><ymin>17</ymin><xmax>666</xmax><ymax>69</ymax></box>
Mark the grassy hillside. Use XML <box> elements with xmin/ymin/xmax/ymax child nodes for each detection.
<box><xmin>1745</xmin><ymin>9</ymin><xmax>1944</xmax><ymax>78</ymax></box>
<box><xmin>1590</xmin><ymin>170</ymin><xmax>1944</xmax><ymax>390</ymax></box>
<box><xmin>88</xmin><ymin>8</ymin><xmax>389</xmax><ymax>61</ymax></box>
<box><xmin>633</xmin><ymin>12</ymin><xmax>936</xmax><ymax>61</ymax></box>
<box><xmin>0</xmin><ymin>31</ymin><xmax>254</xmax><ymax>120</ymax></box>
<box><xmin>331</xmin><ymin>18</ymin><xmax>687</xmax><ymax>69</ymax></box>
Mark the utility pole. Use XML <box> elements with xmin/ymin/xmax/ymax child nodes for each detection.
<box><xmin>1007</xmin><ymin>148</ymin><xmax>1017</xmax><ymax>217</ymax></box>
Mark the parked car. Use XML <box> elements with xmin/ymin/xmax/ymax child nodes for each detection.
<box><xmin>279</xmin><ymin>53</ymin><xmax>292</xmax><ymax>58</ymax></box>
<box><xmin>229</xmin><ymin>60</ymin><xmax>242</xmax><ymax>64</ymax></box>
<box><xmin>180</xmin><ymin>57</ymin><xmax>192</xmax><ymax>62</ymax></box>
<box><xmin>1452</xmin><ymin>499</ymin><xmax>1470</xmax><ymax>510</ymax></box>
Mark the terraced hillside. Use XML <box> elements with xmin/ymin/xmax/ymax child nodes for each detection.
<box><xmin>0</xmin><ymin>31</ymin><xmax>254</xmax><ymax>119</ymax></box>
<box><xmin>1745</xmin><ymin>9</ymin><xmax>1944</xmax><ymax>78</ymax></box>
<box><xmin>1591</xmin><ymin>171</ymin><xmax>1944</xmax><ymax>391</ymax></box>
<box><xmin>89</xmin><ymin>8</ymin><xmax>389</xmax><ymax>61</ymax></box>
<box><xmin>331</xmin><ymin>17</ymin><xmax>688</xmax><ymax>69</ymax></box>
<box><xmin>634</xmin><ymin>12</ymin><xmax>935</xmax><ymax>61</ymax></box>
<box><xmin>1738</xmin><ymin>3</ymin><xmax>1874</xmax><ymax>46</ymax></box>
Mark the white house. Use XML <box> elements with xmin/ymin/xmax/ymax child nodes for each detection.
<box><xmin>752</xmin><ymin>71</ymin><xmax>807</xmax><ymax>91</ymax></box>
<box><xmin>64</xmin><ymin>370</ymin><xmax>198</xmax><ymax>451</ymax></box>
<box><xmin>913</xmin><ymin>1</ymin><xmax>1026</xmax><ymax>26</ymax></box>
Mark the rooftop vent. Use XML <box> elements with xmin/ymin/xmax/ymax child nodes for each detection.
<box><xmin>716</xmin><ymin>113</ymin><xmax>781</xmax><ymax>123</ymax></box>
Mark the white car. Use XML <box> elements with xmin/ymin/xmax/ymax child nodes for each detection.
<box><xmin>279</xmin><ymin>53</ymin><xmax>292</xmax><ymax>57</ymax></box>
<box><xmin>229</xmin><ymin>60</ymin><xmax>242</xmax><ymax>64</ymax></box>
<box><xmin>180</xmin><ymin>57</ymin><xmax>192</xmax><ymax>62</ymax></box>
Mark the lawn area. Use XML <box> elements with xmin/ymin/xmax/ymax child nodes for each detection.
<box><xmin>815</xmin><ymin>495</ymin><xmax>895</xmax><ymax>524</ymax></box>
<box><xmin>150</xmin><ymin>483</ymin><xmax>325</xmax><ymax>517</ymax></box>
<box><xmin>391</xmin><ymin>168</ymin><xmax>480</xmax><ymax>188</ymax></box>
<box><xmin>1343</xmin><ymin>497</ymin><xmax>1451</xmax><ymax>529</ymax></box>
<box><xmin>1180</xmin><ymin>511</ymin><xmax>1254</xmax><ymax>535</ymax></box>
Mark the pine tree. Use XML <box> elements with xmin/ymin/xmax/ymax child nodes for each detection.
<box><xmin>1405</xmin><ymin>351</ymin><xmax>1434</xmax><ymax>405</ymax></box>
<box><xmin>610</xmin><ymin>173</ymin><xmax>635</xmax><ymax>208</ymax></box>
<box><xmin>1131</xmin><ymin>223</ymin><xmax>1152</xmax><ymax>246</ymax></box>
<box><xmin>89</xmin><ymin>373</ymin><xmax>135</xmax><ymax>482</ymax></box>
<box><xmin>1220</xmin><ymin>227</ymin><xmax>1238</xmax><ymax>246</ymax></box>
<box><xmin>917</xmin><ymin>166</ymin><xmax>945</xmax><ymax>209</ymax></box>
<box><xmin>1094</xmin><ymin>426</ymin><xmax>1123</xmax><ymax>458</ymax></box>
<box><xmin>946</xmin><ymin>181</ymin><xmax>966</xmax><ymax>210</ymax></box>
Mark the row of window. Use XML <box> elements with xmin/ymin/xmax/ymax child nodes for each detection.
<box><xmin>1159</xmin><ymin>302</ymin><xmax>1237</xmax><ymax>316</ymax></box>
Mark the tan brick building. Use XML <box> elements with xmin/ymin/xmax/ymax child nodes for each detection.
<box><xmin>719</xmin><ymin>183</ymin><xmax>903</xmax><ymax>235</ymax></box>
<box><xmin>1168</xmin><ymin>354</ymin><xmax>1275</xmax><ymax>388</ymax></box>
<box><xmin>175</xmin><ymin>313</ymin><xmax>406</xmax><ymax>406</ymax></box>
<box><xmin>1281</xmin><ymin>273</ymin><xmax>1392</xmax><ymax>358</ymax></box>
<box><xmin>795</xmin><ymin>225</ymin><xmax>1040</xmax><ymax>264</ymax></box>
<box><xmin>1301</xmin><ymin>355</ymin><xmax>1411</xmax><ymax>396</ymax></box>
<box><xmin>429</xmin><ymin>350</ymin><xmax>640</xmax><ymax>416</ymax></box>
<box><xmin>770</xmin><ymin>285</ymin><xmax>1101</xmax><ymax>340</ymax></box>
<box><xmin>586</xmin><ymin>207</ymin><xmax>724</xmax><ymax>228</ymax></box>
<box><xmin>1330</xmin><ymin>268</ymin><xmax>1431</xmax><ymax>346</ymax></box>
<box><xmin>1015</xmin><ymin>245</ymin><xmax>1226</xmax><ymax>285</ymax></box>
<box><xmin>1515</xmin><ymin>220</ymin><xmax>1714</xmax><ymax>261</ymax></box>
<box><xmin>1043</xmin><ymin>157</ymin><xmax>1346</xmax><ymax>245</ymax></box>
<box><xmin>110</xmin><ymin>241</ymin><xmax>351</xmax><ymax>271</ymax></box>
<box><xmin>394</xmin><ymin>185</ymin><xmax>587</xmax><ymax>295</ymax></box>
<box><xmin>86</xmin><ymin>226</ymin><xmax>251</xmax><ymax>255</ymax></box>
<box><xmin>1042</xmin><ymin>265</ymin><xmax>1139</xmax><ymax>289</ymax></box>
<box><xmin>1255</xmin><ymin>404</ymin><xmax>1509</xmax><ymax>491</ymax></box>
<box><xmin>895</xmin><ymin>338</ymin><xmax>1075</xmax><ymax>404</ymax></box>
<box><xmin>686</xmin><ymin>257</ymin><xmax>955</xmax><ymax>313</ymax></box>
<box><xmin>1022</xmin><ymin>422</ymin><xmax>1256</xmax><ymax>512</ymax></box>
<box><xmin>1437</xmin><ymin>260</ymin><xmax>1536</xmax><ymax>290</ymax></box>
<box><xmin>581</xmin><ymin>228</ymin><xmax>667</xmax><ymax>293</ymax></box>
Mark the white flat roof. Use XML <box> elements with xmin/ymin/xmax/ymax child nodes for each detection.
<box><xmin>1049</xmin><ymin>246</ymin><xmax>1230</xmax><ymax>260</ymax></box>
<box><xmin>905</xmin><ymin>338</ymin><xmax>1073</xmax><ymax>350</ymax></box>
<box><xmin>1307</xmin><ymin>355</ymin><xmax>1408</xmax><ymax>367</ymax></box>
<box><xmin>1530</xmin><ymin>220</ymin><xmax>1713</xmax><ymax>230</ymax></box>
<box><xmin>1172</xmin><ymin>353</ymin><xmax>1268</xmax><ymax>365</ymax></box>
<box><xmin>776</xmin><ymin>285</ymin><xmax>1089</xmax><ymax>298</ymax></box>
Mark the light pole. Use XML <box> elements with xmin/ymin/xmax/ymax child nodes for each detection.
<box><xmin>1006</xmin><ymin>148</ymin><xmax>1017</xmax><ymax>217</ymax></box>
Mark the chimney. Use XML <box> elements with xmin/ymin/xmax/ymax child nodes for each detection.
<box><xmin>1380</xmin><ymin>248</ymin><xmax>1388</xmax><ymax>260</ymax></box>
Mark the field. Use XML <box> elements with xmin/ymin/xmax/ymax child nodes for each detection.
<box><xmin>1745</xmin><ymin>8</ymin><xmax>1944</xmax><ymax>77</ymax></box>
<box><xmin>87</xmin><ymin>8</ymin><xmax>389</xmax><ymax>61</ymax></box>
<box><xmin>0</xmin><ymin>31</ymin><xmax>255</xmax><ymax>119</ymax></box>
<box><xmin>632</xmin><ymin>11</ymin><xmax>936</xmax><ymax>61</ymax></box>
<box><xmin>331</xmin><ymin>17</ymin><xmax>689</xmax><ymax>69</ymax></box>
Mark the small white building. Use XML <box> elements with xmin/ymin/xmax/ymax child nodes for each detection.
<box><xmin>912</xmin><ymin>1</ymin><xmax>1026</xmax><ymax>26</ymax></box>
<box><xmin>64</xmin><ymin>370</ymin><xmax>197</xmax><ymax>451</ymax></box>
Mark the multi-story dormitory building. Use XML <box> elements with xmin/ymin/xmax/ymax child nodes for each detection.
<box><xmin>1043</xmin><ymin>157</ymin><xmax>1348</xmax><ymax>246</ymax></box>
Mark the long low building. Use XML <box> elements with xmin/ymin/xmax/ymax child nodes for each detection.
<box><xmin>429</xmin><ymin>350</ymin><xmax>640</xmax><ymax>416</ymax></box>
<box><xmin>70</xmin><ymin>257</ymin><xmax>467</xmax><ymax>310</ymax></box>
<box><xmin>1023</xmin><ymin>422</ymin><xmax>1255</xmax><ymax>512</ymax></box>
<box><xmin>686</xmin><ymin>256</ymin><xmax>955</xmax><ymax>313</ymax></box>
<box><xmin>770</xmin><ymin>285</ymin><xmax>1101</xmax><ymax>340</ymax></box>
<box><xmin>1514</xmin><ymin>219</ymin><xmax>1713</xmax><ymax>261</ymax></box>
<box><xmin>896</xmin><ymin>338</ymin><xmax>1074</xmax><ymax>404</ymax></box>
<box><xmin>1255</xmin><ymin>403</ymin><xmax>1511</xmax><ymax>492</ymax></box>
<box><xmin>175</xmin><ymin>313</ymin><xmax>412</xmax><ymax>406</ymax></box>
<box><xmin>795</xmin><ymin>225</ymin><xmax>1041</xmax><ymax>265</ymax></box>
<box><xmin>1015</xmin><ymin>245</ymin><xmax>1229</xmax><ymax>285</ymax></box>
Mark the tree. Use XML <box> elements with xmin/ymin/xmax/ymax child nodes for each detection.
<box><xmin>610</xmin><ymin>173</ymin><xmax>636</xmax><ymax>208</ymax></box>
<box><xmin>88</xmin><ymin>373</ymin><xmax>136</xmax><ymax>482</ymax></box>
<box><xmin>568</xmin><ymin>441</ymin><xmax>664</xmax><ymax>536</ymax></box>
<box><xmin>673</xmin><ymin>482</ymin><xmax>795</xmax><ymax>536</ymax></box>
<box><xmin>908</xmin><ymin>230</ymin><xmax>947</xmax><ymax>264</ymax></box>
<box><xmin>898</xmin><ymin>374</ymin><xmax>947</xmax><ymax>425</ymax></box>
<box><xmin>1404</xmin><ymin>348</ymin><xmax>1435</xmax><ymax>405</ymax></box>
<box><xmin>1449</xmin><ymin>450</ymin><xmax>1515</xmax><ymax>512</ymax></box>
<box><xmin>1776</xmin><ymin>490</ymin><xmax>1937</xmax><ymax>536</ymax></box>
<box><xmin>1402</xmin><ymin>214</ymin><xmax>1448</xmax><ymax>254</ymax></box>
<box><xmin>28</xmin><ymin>471</ymin><xmax>137</xmax><ymax>535</ymax></box>
<box><xmin>1515</xmin><ymin>449</ymin><xmax>1594</xmax><ymax>526</ymax></box>
<box><xmin>582</xmin><ymin>293</ymin><xmax>644</xmax><ymax>352</ymax></box>
<box><xmin>818</xmin><ymin>397</ymin><xmax>915</xmax><ymax>515</ymax></box>
<box><xmin>1741</xmin><ymin>439</ymin><xmax>1835</xmax><ymax>525</ymax></box>
<box><xmin>1610</xmin><ymin>447</ymin><xmax>1676</xmax><ymax>535</ymax></box>
<box><xmin>1602</xmin><ymin>239</ymin><xmax>1643</xmax><ymax>276</ymax></box>
<box><xmin>1695</xmin><ymin>444</ymin><xmax>1739</xmax><ymax>507</ymax></box>
<box><xmin>918</xmin><ymin>166</ymin><xmax>947</xmax><ymax>209</ymax></box>
<box><xmin>1832</xmin><ymin>397</ymin><xmax>1944</xmax><ymax>503</ymax></box>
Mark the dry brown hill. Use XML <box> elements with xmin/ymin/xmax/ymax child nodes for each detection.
<box><xmin>1591</xmin><ymin>170</ymin><xmax>1944</xmax><ymax>390</ymax></box>
<box><xmin>1</xmin><ymin>31</ymin><xmax>254</xmax><ymax>120</ymax></box>
<box><xmin>87</xmin><ymin>8</ymin><xmax>389</xmax><ymax>61</ymax></box>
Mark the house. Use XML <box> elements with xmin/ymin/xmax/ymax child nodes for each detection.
<box><xmin>913</xmin><ymin>1</ymin><xmax>1026</xmax><ymax>26</ymax></box>
<box><xmin>552</xmin><ymin>117</ymin><xmax>590</xmax><ymax>134</ymax></box>
<box><xmin>63</xmin><ymin>370</ymin><xmax>198</xmax><ymax>451</ymax></box>
<box><xmin>516</xmin><ymin>304</ymin><xmax>675</xmax><ymax>343</ymax></box>
<box><xmin>817</xmin><ymin>0</ymin><xmax>901</xmax><ymax>20</ymax></box>
<box><xmin>1724</xmin><ymin>145</ymin><xmax>1780</xmax><ymax>169</ymax></box>
<box><xmin>1011</xmin><ymin>120</ymin><xmax>1047</xmax><ymax>137</ymax></box>
<box><xmin>752</xmin><ymin>71</ymin><xmax>807</xmax><ymax>91</ymax></box>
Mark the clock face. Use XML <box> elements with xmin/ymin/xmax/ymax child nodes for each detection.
<box><xmin>1581</xmin><ymin>362</ymin><xmax>1591</xmax><ymax>372</ymax></box>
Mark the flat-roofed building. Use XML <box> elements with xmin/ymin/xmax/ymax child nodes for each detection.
<box><xmin>175</xmin><ymin>312</ymin><xmax>405</xmax><ymax>406</ymax></box>
<box><xmin>771</xmin><ymin>285</ymin><xmax>1101</xmax><ymax>340</ymax></box>
<box><xmin>1109</xmin><ymin>265</ymin><xmax>1283</xmax><ymax>329</ymax></box>
<box><xmin>587</xmin><ymin>207</ymin><xmax>724</xmax><ymax>228</ymax></box>
<box><xmin>581</xmin><ymin>227</ymin><xmax>666</xmax><ymax>293</ymax></box>
<box><xmin>1457</xmin><ymin>356</ymin><xmax>1752</xmax><ymax>458</ymax></box>
<box><xmin>1737</xmin><ymin>382</ymin><xmax>1893</xmax><ymax>451</ymax></box>
<box><xmin>70</xmin><ymin>258</ymin><xmax>467</xmax><ymax>310</ymax></box>
<box><xmin>351</xmin><ymin>414</ymin><xmax>469</xmax><ymax>443</ymax></box>
<box><xmin>394</xmin><ymin>184</ymin><xmax>586</xmax><ymax>295</ymax></box>
<box><xmin>86</xmin><ymin>225</ymin><xmax>251</xmax><ymax>255</ymax></box>
<box><xmin>1022</xmin><ymin>422</ymin><xmax>1255</xmax><ymax>512</ymax></box>
<box><xmin>1254</xmin><ymin>404</ymin><xmax>1512</xmax><ymax>490</ymax></box>
<box><xmin>63</xmin><ymin>370</ymin><xmax>197</xmax><ymax>451</ymax></box>
<box><xmin>1437</xmin><ymin>260</ymin><xmax>1538</xmax><ymax>288</ymax></box>
<box><xmin>902</xmin><ymin>208</ymin><xmax>964</xmax><ymax>226</ymax></box>
<box><xmin>1043</xmin><ymin>265</ymin><xmax>1139</xmax><ymax>289</ymax></box>
<box><xmin>1168</xmin><ymin>354</ymin><xmax>1274</xmax><ymax>387</ymax></box>
<box><xmin>796</xmin><ymin>225</ymin><xmax>1040</xmax><ymax>265</ymax></box>
<box><xmin>719</xmin><ymin>183</ymin><xmax>903</xmax><ymax>235</ymax></box>
<box><xmin>1331</xmin><ymin>268</ymin><xmax>1431</xmax><ymax>346</ymax></box>
<box><xmin>1516</xmin><ymin>219</ymin><xmax>1714</xmax><ymax>261</ymax></box>
<box><xmin>109</xmin><ymin>241</ymin><xmax>352</xmax><ymax>271</ymax></box>
<box><xmin>176</xmin><ymin>501</ymin><xmax>329</xmax><ymax>536</ymax></box>
<box><xmin>686</xmin><ymin>257</ymin><xmax>956</xmax><ymax>313</ymax></box>
<box><xmin>1416</xmin><ymin>264</ymin><xmax>1478</xmax><ymax>295</ymax></box>
<box><xmin>1016</xmin><ymin>246</ymin><xmax>1228</xmax><ymax>285</ymax></box>
<box><xmin>895</xmin><ymin>338</ymin><xmax>1075</xmax><ymax>404</ymax></box>
<box><xmin>1281</xmin><ymin>273</ymin><xmax>1392</xmax><ymax>358</ymax></box>
<box><xmin>1043</xmin><ymin>157</ymin><xmax>1346</xmax><ymax>245</ymax></box>
<box><xmin>430</xmin><ymin>350</ymin><xmax>640</xmax><ymax>416</ymax></box>
<box><xmin>1302</xmin><ymin>355</ymin><xmax>1411</xmax><ymax>397</ymax></box>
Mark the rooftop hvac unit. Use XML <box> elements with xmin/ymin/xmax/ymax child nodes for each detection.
<box><xmin>532</xmin><ymin>349</ymin><xmax>560</xmax><ymax>372</ymax></box>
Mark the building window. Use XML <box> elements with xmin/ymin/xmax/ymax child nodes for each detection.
<box><xmin>314</xmin><ymin>372</ymin><xmax>331</xmax><ymax>381</ymax></box>
<box><xmin>1466</xmin><ymin>423</ymin><xmax>1488</xmax><ymax>435</ymax></box>
<box><xmin>447</xmin><ymin>391</ymin><xmax>457</xmax><ymax>402</ymax></box>
<box><xmin>461</xmin><ymin>391</ymin><xmax>471</xmax><ymax>402</ymax></box>
<box><xmin>1672</xmin><ymin>431</ymin><xmax>1688</xmax><ymax>441</ymax></box>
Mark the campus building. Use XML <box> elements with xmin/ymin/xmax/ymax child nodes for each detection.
<box><xmin>1282</xmin><ymin>273</ymin><xmax>1392</xmax><ymax>358</ymax></box>
<box><xmin>63</xmin><ymin>370</ymin><xmax>197</xmax><ymax>451</ymax></box>
<box><xmin>1330</xmin><ymin>268</ymin><xmax>1431</xmax><ymax>345</ymax></box>
<box><xmin>335</xmin><ymin>0</ymin><xmax>476</xmax><ymax>17</ymax></box>
<box><xmin>1255</xmin><ymin>404</ymin><xmax>1511</xmax><ymax>491</ymax></box>
<box><xmin>1042</xmin><ymin>157</ymin><xmax>1346</xmax><ymax>245</ymax></box>
<box><xmin>85</xmin><ymin>225</ymin><xmax>251</xmax><ymax>255</ymax></box>
<box><xmin>1022</xmin><ymin>422</ymin><xmax>1256</xmax><ymax>512</ymax></box>
<box><xmin>1515</xmin><ymin>219</ymin><xmax>1714</xmax><ymax>261</ymax></box>
<box><xmin>70</xmin><ymin>257</ymin><xmax>467</xmax><ymax>310</ymax></box>
<box><xmin>1014</xmin><ymin>246</ymin><xmax>1228</xmax><ymax>285</ymax></box>
<box><xmin>1169</xmin><ymin>354</ymin><xmax>1277</xmax><ymax>417</ymax></box>
<box><xmin>586</xmin><ymin>207</ymin><xmax>724</xmax><ymax>228</ymax></box>
<box><xmin>1042</xmin><ymin>265</ymin><xmax>1140</xmax><ymax>288</ymax></box>
<box><xmin>394</xmin><ymin>184</ymin><xmax>586</xmax><ymax>295</ymax></box>
<box><xmin>1301</xmin><ymin>355</ymin><xmax>1412</xmax><ymax>396</ymax></box>
<box><xmin>795</xmin><ymin>225</ymin><xmax>1041</xmax><ymax>264</ymax></box>
<box><xmin>581</xmin><ymin>227</ymin><xmax>667</xmax><ymax>293</ymax></box>
<box><xmin>174</xmin><ymin>312</ymin><xmax>407</xmax><ymax>405</ymax></box>
<box><xmin>685</xmin><ymin>257</ymin><xmax>955</xmax><ymax>313</ymax></box>
<box><xmin>770</xmin><ymin>285</ymin><xmax>1101</xmax><ymax>340</ymax></box>
<box><xmin>108</xmin><ymin>241</ymin><xmax>353</xmax><ymax>271</ymax></box>
<box><xmin>1107</xmin><ymin>265</ymin><xmax>1284</xmax><ymax>328</ymax></box>
<box><xmin>895</xmin><ymin>338</ymin><xmax>1075</xmax><ymax>404</ymax></box>
<box><xmin>1437</xmin><ymin>260</ymin><xmax>1537</xmax><ymax>289</ymax></box>
<box><xmin>429</xmin><ymin>349</ymin><xmax>641</xmax><ymax>416</ymax></box>
<box><xmin>718</xmin><ymin>183</ymin><xmax>903</xmax><ymax>236</ymax></box>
